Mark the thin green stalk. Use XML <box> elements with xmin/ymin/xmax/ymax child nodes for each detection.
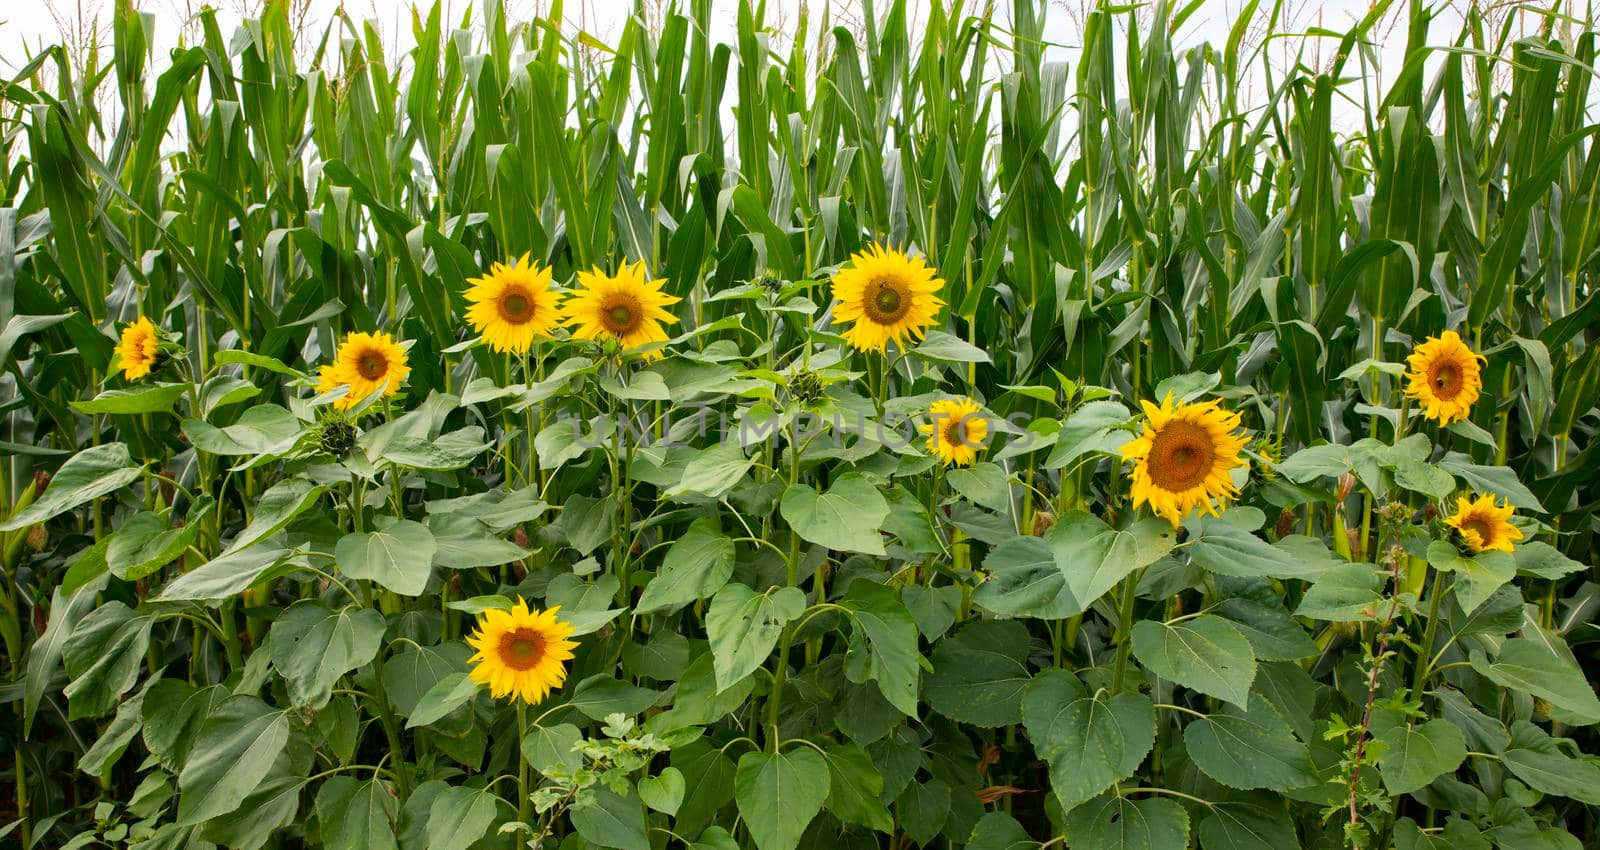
<box><xmin>1409</xmin><ymin>569</ymin><xmax>1446</xmax><ymax>704</ymax></box>
<box><xmin>361</xmin><ymin>580</ymin><xmax>412</xmax><ymax>799</ymax></box>
<box><xmin>517</xmin><ymin>701</ymin><xmax>531</xmax><ymax>825</ymax></box>
<box><xmin>523</xmin><ymin>348</ymin><xmax>537</xmax><ymax>483</ymax></box>
<box><xmin>351</xmin><ymin>480</ymin><xmax>411</xmax><ymax>797</ymax></box>
<box><xmin>12</xmin><ymin>632</ymin><xmax>26</xmax><ymax>850</ymax></box>
<box><xmin>217</xmin><ymin>598</ymin><xmax>245</xmax><ymax>671</ymax></box>
<box><xmin>769</xmin><ymin>417</ymin><xmax>805</xmax><ymax>752</ymax></box>
<box><xmin>1111</xmin><ymin>570</ymin><xmax>1141</xmax><ymax>693</ymax></box>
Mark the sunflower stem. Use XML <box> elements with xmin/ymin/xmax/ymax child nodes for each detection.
<box><xmin>523</xmin><ymin>348</ymin><xmax>538</xmax><ymax>485</ymax></box>
<box><xmin>503</xmin><ymin>351</ymin><xmax>517</xmax><ymax>492</ymax></box>
<box><xmin>363</xmin><ymin>580</ymin><xmax>412</xmax><ymax>799</ymax></box>
<box><xmin>769</xmin><ymin>417</ymin><xmax>804</xmax><ymax>753</ymax></box>
<box><xmin>352</xmin><ymin>481</ymin><xmax>411</xmax><ymax>798</ymax></box>
<box><xmin>1111</xmin><ymin>570</ymin><xmax>1141</xmax><ymax>693</ymax></box>
<box><xmin>1409</xmin><ymin>568</ymin><xmax>1445</xmax><ymax>705</ymax></box>
<box><xmin>517</xmin><ymin>701</ymin><xmax>531</xmax><ymax>826</ymax></box>
<box><xmin>869</xmin><ymin>353</ymin><xmax>886</xmax><ymax>419</ymax></box>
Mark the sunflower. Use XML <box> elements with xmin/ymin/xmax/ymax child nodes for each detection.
<box><xmin>118</xmin><ymin>317</ymin><xmax>161</xmax><ymax>381</ymax></box>
<box><xmin>1121</xmin><ymin>395</ymin><xmax>1250</xmax><ymax>526</ymax></box>
<box><xmin>1444</xmin><ymin>494</ymin><xmax>1523</xmax><ymax>554</ymax></box>
<box><xmin>464</xmin><ymin>254</ymin><xmax>563</xmax><ymax>354</ymax></box>
<box><xmin>465</xmin><ymin>599</ymin><xmax>578</xmax><ymax>705</ymax></box>
<box><xmin>319</xmin><ymin>331</ymin><xmax>410</xmax><ymax>409</ymax></box>
<box><xmin>830</xmin><ymin>243</ymin><xmax>945</xmax><ymax>352</ymax></box>
<box><xmin>922</xmin><ymin>397</ymin><xmax>989</xmax><ymax>467</ymax></box>
<box><xmin>562</xmin><ymin>261</ymin><xmax>680</xmax><ymax>358</ymax></box>
<box><xmin>1404</xmin><ymin>330</ymin><xmax>1484</xmax><ymax>425</ymax></box>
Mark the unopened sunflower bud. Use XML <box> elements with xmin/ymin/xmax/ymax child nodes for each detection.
<box><xmin>755</xmin><ymin>271</ymin><xmax>784</xmax><ymax>295</ymax></box>
<box><xmin>1031</xmin><ymin>510</ymin><xmax>1056</xmax><ymax>537</ymax></box>
<box><xmin>315</xmin><ymin>417</ymin><xmax>358</xmax><ymax>457</ymax></box>
<box><xmin>25</xmin><ymin>524</ymin><xmax>47</xmax><ymax>552</ymax></box>
<box><xmin>1533</xmin><ymin>698</ymin><xmax>1553</xmax><ymax>721</ymax></box>
<box><xmin>1337</xmin><ymin>472</ymin><xmax>1356</xmax><ymax>502</ymax></box>
<box><xmin>789</xmin><ymin>369</ymin><xmax>826</xmax><ymax>408</ymax></box>
<box><xmin>1380</xmin><ymin>502</ymin><xmax>1412</xmax><ymax>526</ymax></box>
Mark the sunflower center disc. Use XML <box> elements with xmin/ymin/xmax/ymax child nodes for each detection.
<box><xmin>872</xmin><ymin>283</ymin><xmax>904</xmax><ymax>320</ymax></box>
<box><xmin>499</xmin><ymin>628</ymin><xmax>547</xmax><ymax>671</ymax></box>
<box><xmin>943</xmin><ymin>417</ymin><xmax>968</xmax><ymax>447</ymax></box>
<box><xmin>604</xmin><ymin>300</ymin><xmax>639</xmax><ymax>334</ymax></box>
<box><xmin>1461</xmin><ymin>517</ymin><xmax>1493</xmax><ymax>545</ymax></box>
<box><xmin>357</xmin><ymin>354</ymin><xmax>386</xmax><ymax>381</ymax></box>
<box><xmin>1432</xmin><ymin>363</ymin><xmax>1461</xmax><ymax>398</ymax></box>
<box><xmin>1149</xmin><ymin>420</ymin><xmax>1216</xmax><ymax>491</ymax></box>
<box><xmin>501</xmin><ymin>291</ymin><xmax>532</xmax><ymax>322</ymax></box>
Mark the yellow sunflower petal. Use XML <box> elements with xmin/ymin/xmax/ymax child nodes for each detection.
<box><xmin>317</xmin><ymin>330</ymin><xmax>411</xmax><ymax>409</ymax></box>
<box><xmin>562</xmin><ymin>261</ymin><xmax>680</xmax><ymax>359</ymax></box>
<box><xmin>465</xmin><ymin>256</ymin><xmax>563</xmax><ymax>354</ymax></box>
<box><xmin>1444</xmin><ymin>493</ymin><xmax>1523</xmax><ymax>554</ymax></box>
<box><xmin>463</xmin><ymin>601</ymin><xmax>579</xmax><ymax>706</ymax></box>
<box><xmin>1404</xmin><ymin>330</ymin><xmax>1484</xmax><ymax>425</ymax></box>
<box><xmin>118</xmin><ymin>317</ymin><xmax>161</xmax><ymax>381</ymax></box>
<box><xmin>926</xmin><ymin>397</ymin><xmax>988</xmax><ymax>467</ymax></box>
<box><xmin>1123</xmin><ymin>396</ymin><xmax>1251</xmax><ymax>526</ymax></box>
<box><xmin>829</xmin><ymin>244</ymin><xmax>945</xmax><ymax>353</ymax></box>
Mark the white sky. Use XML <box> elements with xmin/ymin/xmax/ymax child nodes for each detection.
<box><xmin>1</xmin><ymin>0</ymin><xmax>1385</xmax><ymax>52</ymax></box>
<box><xmin>0</xmin><ymin>1</ymin><xmax>1535</xmax><ymax>141</ymax></box>
<box><xmin>1</xmin><ymin>0</ymin><xmax>1403</xmax><ymax>89</ymax></box>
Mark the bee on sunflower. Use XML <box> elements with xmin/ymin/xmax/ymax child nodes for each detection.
<box><xmin>829</xmin><ymin>243</ymin><xmax>945</xmax><ymax>352</ymax></box>
<box><xmin>923</xmin><ymin>397</ymin><xmax>989</xmax><ymax>467</ymax></box>
<box><xmin>464</xmin><ymin>254</ymin><xmax>563</xmax><ymax>355</ymax></box>
<box><xmin>1443</xmin><ymin>493</ymin><xmax>1524</xmax><ymax>554</ymax></box>
<box><xmin>1404</xmin><ymin>330</ymin><xmax>1484</xmax><ymax>425</ymax></box>
<box><xmin>315</xmin><ymin>331</ymin><xmax>411</xmax><ymax>410</ymax></box>
<box><xmin>562</xmin><ymin>260</ymin><xmax>680</xmax><ymax>360</ymax></box>
<box><xmin>116</xmin><ymin>316</ymin><xmax>178</xmax><ymax>381</ymax></box>
<box><xmin>466</xmin><ymin>599</ymin><xmax>578</xmax><ymax>705</ymax></box>
<box><xmin>1120</xmin><ymin>395</ymin><xmax>1250</xmax><ymax>526</ymax></box>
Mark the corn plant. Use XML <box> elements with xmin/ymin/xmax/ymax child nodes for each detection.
<box><xmin>1</xmin><ymin>0</ymin><xmax>1598</xmax><ymax>848</ymax></box>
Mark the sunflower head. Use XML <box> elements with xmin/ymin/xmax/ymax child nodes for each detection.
<box><xmin>466</xmin><ymin>599</ymin><xmax>578</xmax><ymax>705</ymax></box>
<box><xmin>465</xmin><ymin>254</ymin><xmax>563</xmax><ymax>354</ymax></box>
<box><xmin>318</xmin><ymin>331</ymin><xmax>411</xmax><ymax>410</ymax></box>
<box><xmin>830</xmin><ymin>244</ymin><xmax>945</xmax><ymax>353</ymax></box>
<box><xmin>921</xmin><ymin>397</ymin><xmax>989</xmax><ymax>467</ymax></box>
<box><xmin>1120</xmin><ymin>394</ymin><xmax>1251</xmax><ymax>526</ymax></box>
<box><xmin>1444</xmin><ymin>493</ymin><xmax>1524</xmax><ymax>554</ymax></box>
<box><xmin>118</xmin><ymin>317</ymin><xmax>166</xmax><ymax>381</ymax></box>
<box><xmin>563</xmin><ymin>261</ymin><xmax>681</xmax><ymax>360</ymax></box>
<box><xmin>1404</xmin><ymin>331</ymin><xmax>1484</xmax><ymax>425</ymax></box>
